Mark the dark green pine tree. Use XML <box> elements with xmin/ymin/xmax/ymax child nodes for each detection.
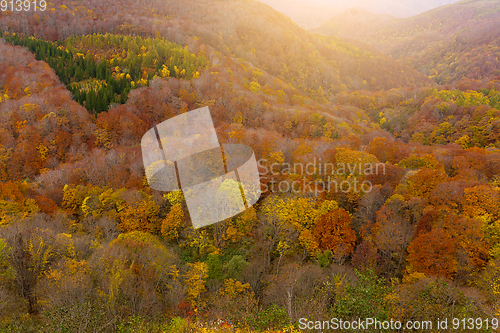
<box><xmin>79</xmin><ymin>90</ymin><xmax>87</xmax><ymax>105</ymax></box>
<box><xmin>86</xmin><ymin>90</ymin><xmax>97</xmax><ymax>111</ymax></box>
<box><xmin>75</xmin><ymin>67</ymin><xmax>83</xmax><ymax>82</ymax></box>
<box><xmin>96</xmin><ymin>89</ymin><xmax>108</xmax><ymax>112</ymax></box>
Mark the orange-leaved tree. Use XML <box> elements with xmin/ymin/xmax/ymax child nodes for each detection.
<box><xmin>406</xmin><ymin>228</ymin><xmax>457</xmax><ymax>279</ymax></box>
<box><xmin>313</xmin><ymin>208</ymin><xmax>356</xmax><ymax>261</ymax></box>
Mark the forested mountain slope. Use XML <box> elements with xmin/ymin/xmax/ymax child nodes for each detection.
<box><xmin>1</xmin><ymin>0</ymin><xmax>500</xmax><ymax>332</ymax></box>
<box><xmin>0</xmin><ymin>0</ymin><xmax>434</xmax><ymax>97</ymax></box>
<box><xmin>315</xmin><ymin>0</ymin><xmax>500</xmax><ymax>84</ymax></box>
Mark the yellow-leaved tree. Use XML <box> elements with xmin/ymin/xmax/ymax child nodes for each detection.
<box><xmin>183</xmin><ymin>261</ymin><xmax>208</xmax><ymax>308</ymax></box>
<box><xmin>161</xmin><ymin>204</ymin><xmax>184</xmax><ymax>241</ymax></box>
<box><xmin>260</xmin><ymin>195</ymin><xmax>340</xmax><ymax>269</ymax></box>
<box><xmin>100</xmin><ymin>231</ymin><xmax>179</xmax><ymax>317</ymax></box>
<box><xmin>214</xmin><ymin>278</ymin><xmax>257</xmax><ymax>322</ymax></box>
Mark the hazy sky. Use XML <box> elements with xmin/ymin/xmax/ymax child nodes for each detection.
<box><xmin>257</xmin><ymin>0</ymin><xmax>461</xmax><ymax>28</ymax></box>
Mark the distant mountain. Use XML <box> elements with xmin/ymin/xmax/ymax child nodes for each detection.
<box><xmin>257</xmin><ymin>0</ymin><xmax>460</xmax><ymax>28</ymax></box>
<box><xmin>255</xmin><ymin>0</ymin><xmax>340</xmax><ymax>29</ymax></box>
<box><xmin>315</xmin><ymin>0</ymin><xmax>500</xmax><ymax>84</ymax></box>
<box><xmin>312</xmin><ymin>8</ymin><xmax>399</xmax><ymax>38</ymax></box>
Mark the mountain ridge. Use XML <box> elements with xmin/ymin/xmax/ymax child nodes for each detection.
<box><xmin>314</xmin><ymin>0</ymin><xmax>500</xmax><ymax>83</ymax></box>
<box><xmin>256</xmin><ymin>0</ymin><xmax>460</xmax><ymax>28</ymax></box>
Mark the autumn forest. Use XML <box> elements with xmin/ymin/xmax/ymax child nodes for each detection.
<box><xmin>1</xmin><ymin>0</ymin><xmax>500</xmax><ymax>332</ymax></box>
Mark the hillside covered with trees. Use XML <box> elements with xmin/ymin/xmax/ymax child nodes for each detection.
<box><xmin>0</xmin><ymin>0</ymin><xmax>500</xmax><ymax>332</ymax></box>
<box><xmin>315</xmin><ymin>0</ymin><xmax>500</xmax><ymax>85</ymax></box>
